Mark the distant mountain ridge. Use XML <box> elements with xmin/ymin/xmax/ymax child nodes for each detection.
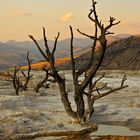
<box><xmin>21</xmin><ymin>35</ymin><xmax>140</xmax><ymax>71</ymax></box>
<box><xmin>0</xmin><ymin>37</ymin><xmax>93</xmax><ymax>70</ymax></box>
<box><xmin>0</xmin><ymin>34</ymin><xmax>132</xmax><ymax>70</ymax></box>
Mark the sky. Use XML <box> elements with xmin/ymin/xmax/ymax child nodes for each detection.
<box><xmin>0</xmin><ymin>0</ymin><xmax>140</xmax><ymax>42</ymax></box>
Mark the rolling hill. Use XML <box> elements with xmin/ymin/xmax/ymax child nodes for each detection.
<box><xmin>26</xmin><ymin>35</ymin><xmax>140</xmax><ymax>70</ymax></box>
<box><xmin>0</xmin><ymin>38</ymin><xmax>94</xmax><ymax>70</ymax></box>
<box><xmin>63</xmin><ymin>35</ymin><xmax>140</xmax><ymax>70</ymax></box>
<box><xmin>0</xmin><ymin>35</ymin><xmax>122</xmax><ymax>71</ymax></box>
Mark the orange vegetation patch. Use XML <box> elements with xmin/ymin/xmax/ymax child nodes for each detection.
<box><xmin>21</xmin><ymin>57</ymin><xmax>71</xmax><ymax>70</ymax></box>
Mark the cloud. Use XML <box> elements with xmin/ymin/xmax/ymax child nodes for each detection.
<box><xmin>60</xmin><ymin>12</ymin><xmax>74</xmax><ymax>22</ymax></box>
<box><xmin>9</xmin><ymin>10</ymin><xmax>32</xmax><ymax>17</ymax></box>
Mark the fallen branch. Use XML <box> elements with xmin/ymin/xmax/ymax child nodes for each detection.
<box><xmin>5</xmin><ymin>124</ymin><xmax>98</xmax><ymax>140</ymax></box>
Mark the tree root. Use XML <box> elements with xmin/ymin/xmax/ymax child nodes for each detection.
<box><xmin>3</xmin><ymin>124</ymin><xmax>98</xmax><ymax>140</ymax></box>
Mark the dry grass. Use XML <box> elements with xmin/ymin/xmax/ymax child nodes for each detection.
<box><xmin>21</xmin><ymin>57</ymin><xmax>71</xmax><ymax>70</ymax></box>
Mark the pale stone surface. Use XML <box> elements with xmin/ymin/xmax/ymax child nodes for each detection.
<box><xmin>0</xmin><ymin>70</ymin><xmax>140</xmax><ymax>139</ymax></box>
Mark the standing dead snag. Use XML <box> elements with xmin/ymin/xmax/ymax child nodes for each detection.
<box><xmin>70</xmin><ymin>0</ymin><xmax>126</xmax><ymax>123</ymax></box>
<box><xmin>29</xmin><ymin>0</ymin><xmax>128</xmax><ymax>124</ymax></box>
<box><xmin>7</xmin><ymin>67</ymin><xmax>22</xmax><ymax>95</ymax></box>
<box><xmin>29</xmin><ymin>30</ymin><xmax>77</xmax><ymax>120</ymax></box>
<box><xmin>69</xmin><ymin>0</ymin><xmax>127</xmax><ymax>123</ymax></box>
<box><xmin>7</xmin><ymin>52</ymin><xmax>33</xmax><ymax>95</ymax></box>
<box><xmin>21</xmin><ymin>51</ymin><xmax>33</xmax><ymax>91</ymax></box>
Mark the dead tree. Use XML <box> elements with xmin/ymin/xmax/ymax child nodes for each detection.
<box><xmin>29</xmin><ymin>0</ymin><xmax>128</xmax><ymax>124</ymax></box>
<box><xmin>7</xmin><ymin>52</ymin><xmax>33</xmax><ymax>95</ymax></box>
<box><xmin>7</xmin><ymin>67</ymin><xmax>22</xmax><ymax>95</ymax></box>
<box><xmin>21</xmin><ymin>51</ymin><xmax>33</xmax><ymax>91</ymax></box>
<box><xmin>34</xmin><ymin>68</ymin><xmax>49</xmax><ymax>93</ymax></box>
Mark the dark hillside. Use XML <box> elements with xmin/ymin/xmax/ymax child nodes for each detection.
<box><xmin>60</xmin><ymin>36</ymin><xmax>140</xmax><ymax>70</ymax></box>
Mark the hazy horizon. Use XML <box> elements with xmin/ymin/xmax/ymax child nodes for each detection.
<box><xmin>1</xmin><ymin>0</ymin><xmax>140</xmax><ymax>42</ymax></box>
<box><xmin>1</xmin><ymin>33</ymin><xmax>137</xmax><ymax>43</ymax></box>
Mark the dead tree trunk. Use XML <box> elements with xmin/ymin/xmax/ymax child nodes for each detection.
<box><xmin>68</xmin><ymin>0</ymin><xmax>128</xmax><ymax>123</ymax></box>
<box><xmin>29</xmin><ymin>0</ymin><xmax>128</xmax><ymax>124</ymax></box>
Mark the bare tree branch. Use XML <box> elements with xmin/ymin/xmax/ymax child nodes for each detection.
<box><xmin>105</xmin><ymin>17</ymin><xmax>121</xmax><ymax>31</ymax></box>
<box><xmin>21</xmin><ymin>51</ymin><xmax>33</xmax><ymax>91</ymax></box>
<box><xmin>90</xmin><ymin>73</ymin><xmax>105</xmax><ymax>92</ymax></box>
<box><xmin>70</xmin><ymin>26</ymin><xmax>75</xmax><ymax>74</ymax></box>
<box><xmin>29</xmin><ymin>35</ymin><xmax>49</xmax><ymax>61</ymax></box>
<box><xmin>29</xmin><ymin>27</ymin><xmax>77</xmax><ymax>120</ymax></box>
<box><xmin>105</xmin><ymin>31</ymin><xmax>114</xmax><ymax>35</ymax></box>
<box><xmin>28</xmin><ymin>0</ymin><xmax>126</xmax><ymax>124</ymax></box>
<box><xmin>88</xmin><ymin>0</ymin><xmax>102</xmax><ymax>29</ymax></box>
<box><xmin>77</xmin><ymin>29</ymin><xmax>99</xmax><ymax>40</ymax></box>
<box><xmin>42</xmin><ymin>27</ymin><xmax>52</xmax><ymax>61</ymax></box>
<box><xmin>80</xmin><ymin>46</ymin><xmax>106</xmax><ymax>90</ymax></box>
<box><xmin>92</xmin><ymin>76</ymin><xmax>129</xmax><ymax>101</ymax></box>
<box><xmin>92</xmin><ymin>83</ymin><xmax>108</xmax><ymax>93</ymax></box>
<box><xmin>52</xmin><ymin>32</ymin><xmax>60</xmax><ymax>55</ymax></box>
<box><xmin>7</xmin><ymin>67</ymin><xmax>21</xmax><ymax>95</ymax></box>
<box><xmin>121</xmin><ymin>75</ymin><xmax>127</xmax><ymax>87</ymax></box>
<box><xmin>34</xmin><ymin>69</ymin><xmax>49</xmax><ymax>93</ymax></box>
<box><xmin>21</xmin><ymin>71</ymin><xmax>27</xmax><ymax>79</ymax></box>
<box><xmin>70</xmin><ymin>26</ymin><xmax>78</xmax><ymax>87</ymax></box>
<box><xmin>77</xmin><ymin>24</ymin><xmax>98</xmax><ymax>77</ymax></box>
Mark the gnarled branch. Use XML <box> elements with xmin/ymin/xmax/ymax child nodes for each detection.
<box><xmin>92</xmin><ymin>75</ymin><xmax>129</xmax><ymax>101</ymax></box>
<box><xmin>77</xmin><ymin>29</ymin><xmax>99</xmax><ymax>40</ymax></box>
